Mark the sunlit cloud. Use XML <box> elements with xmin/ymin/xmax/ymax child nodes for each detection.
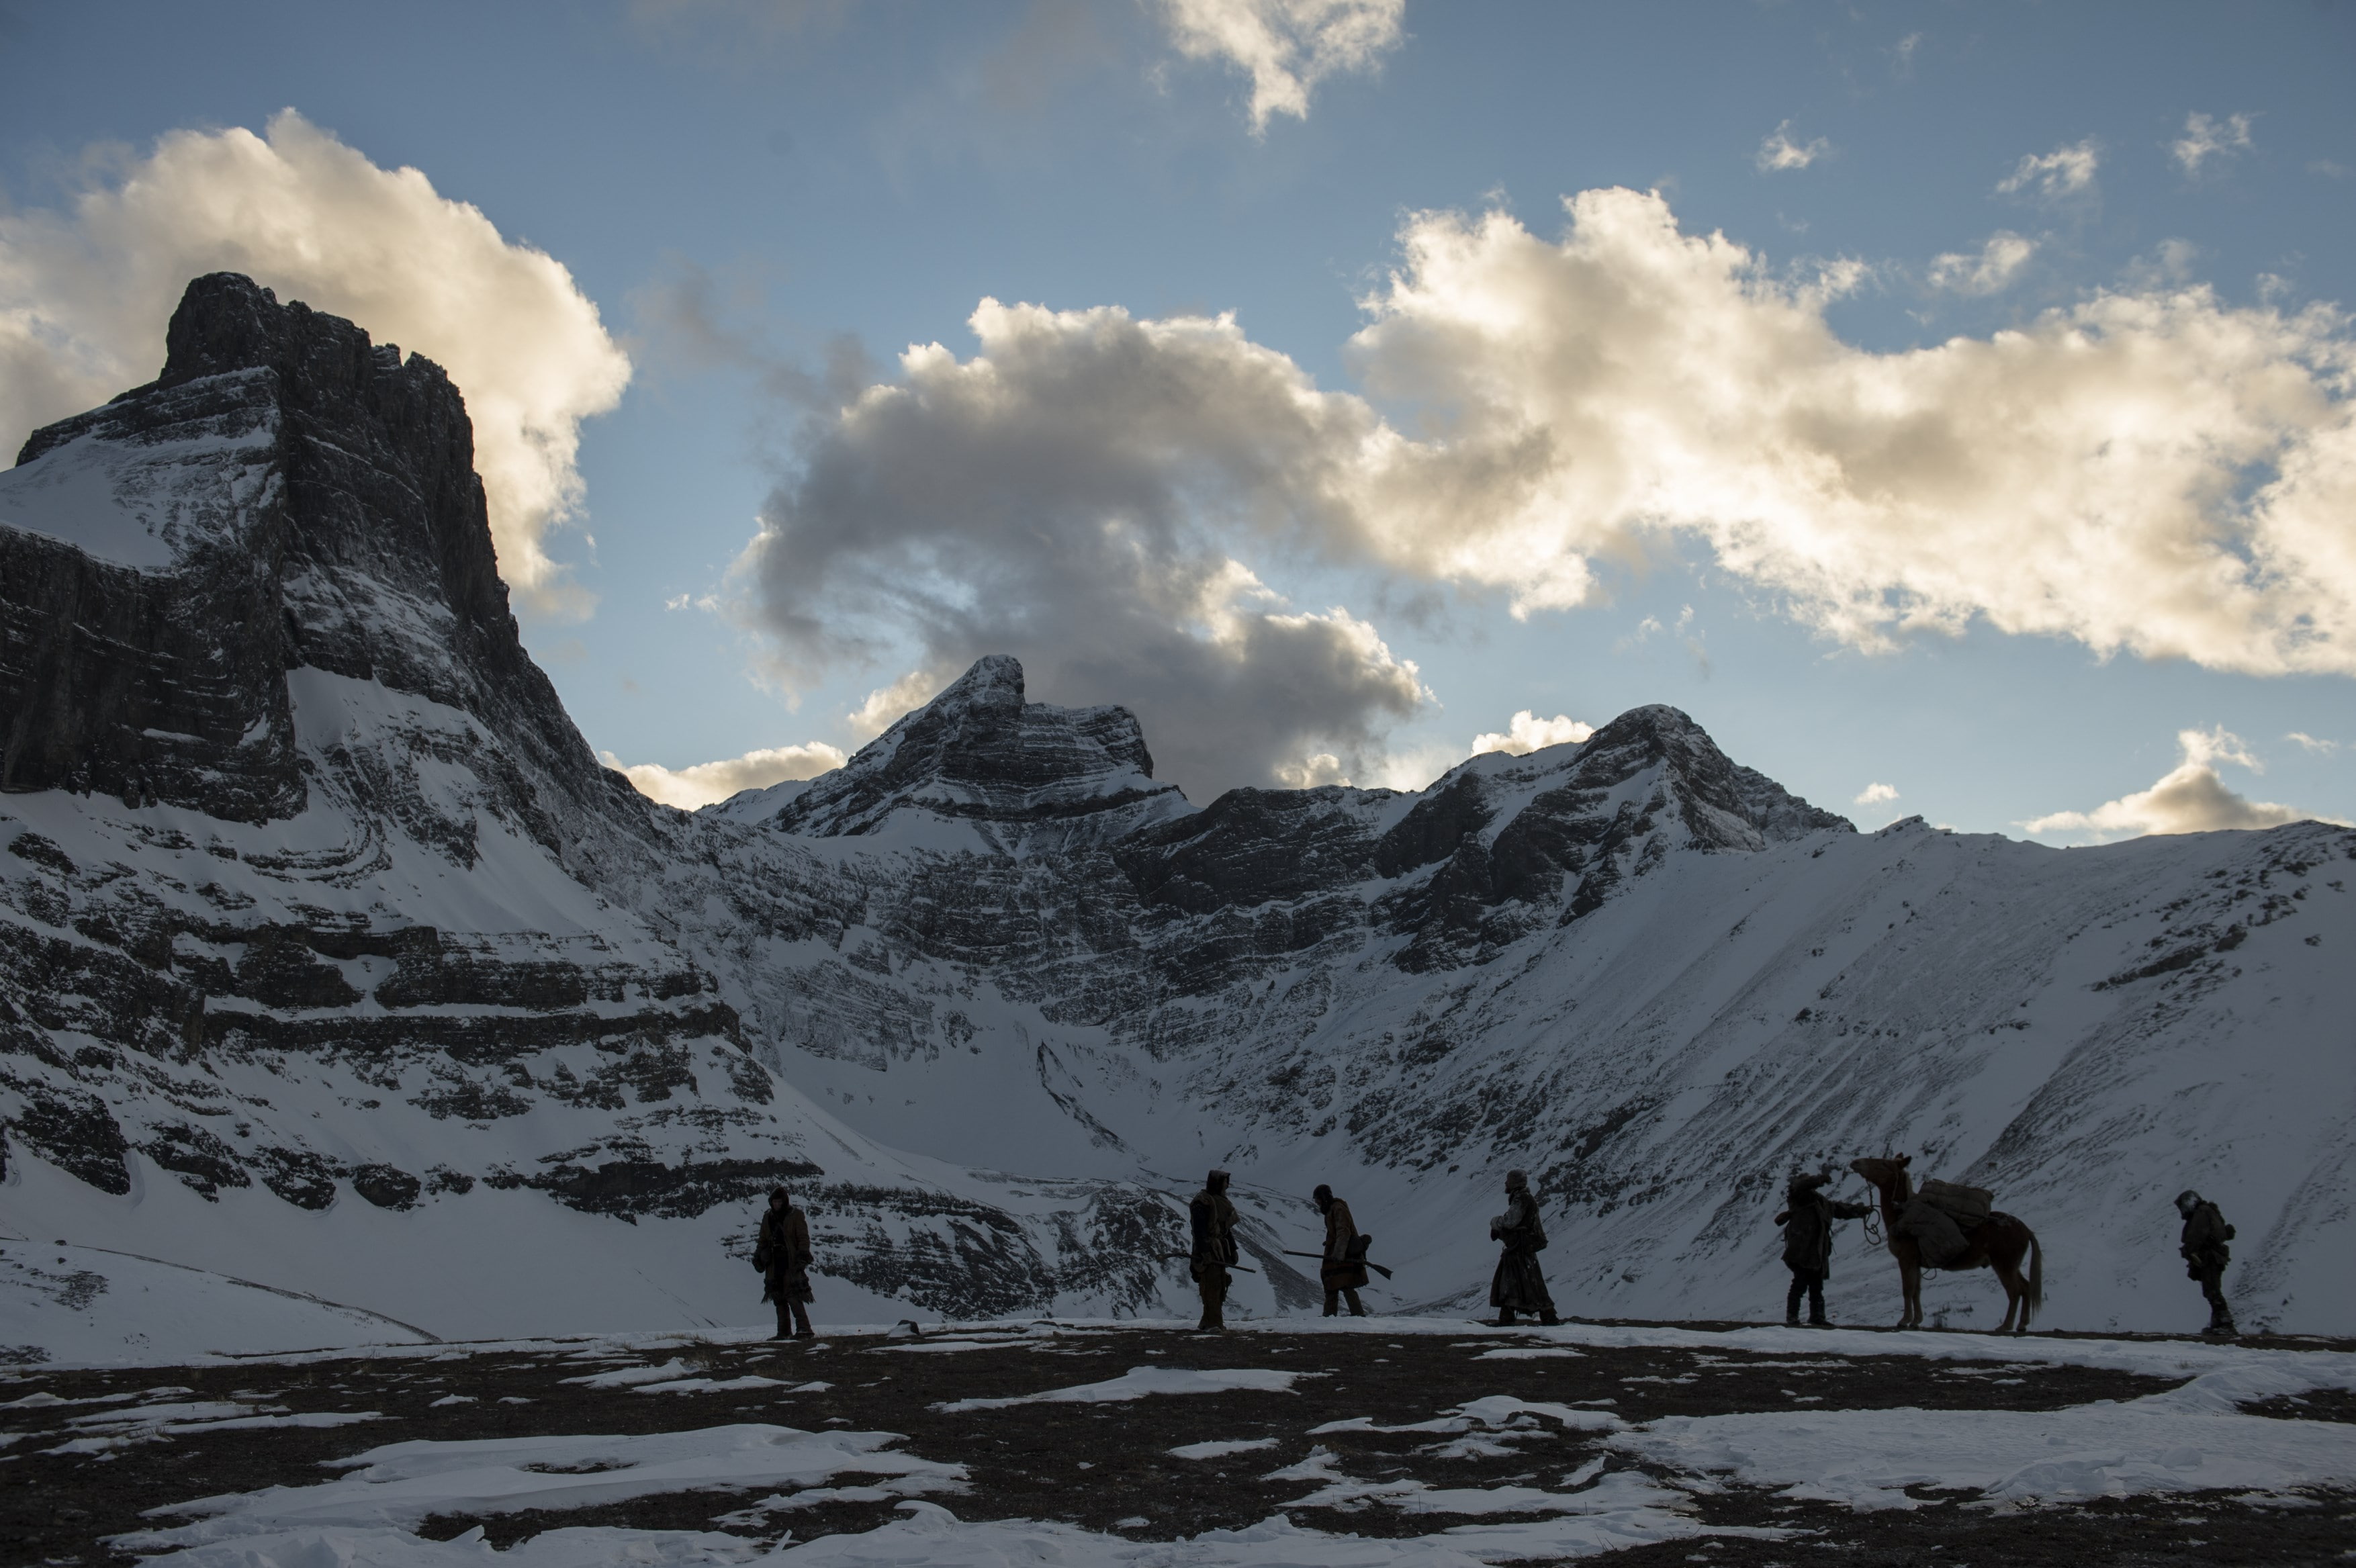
<box><xmin>1854</xmin><ymin>782</ymin><xmax>1899</xmax><ymax>806</ymax></box>
<box><xmin>1756</xmin><ymin>120</ymin><xmax>1830</xmax><ymax>173</ymax></box>
<box><xmin>0</xmin><ymin>110</ymin><xmax>630</xmax><ymax>619</ymax></box>
<box><xmin>604</xmin><ymin>741</ymin><xmax>847</xmax><ymax>811</ymax></box>
<box><xmin>1155</xmin><ymin>0</ymin><xmax>1405</xmax><ymax>133</ymax></box>
<box><xmin>1928</xmin><ymin>231</ymin><xmax>2036</xmax><ymax>295</ymax></box>
<box><xmin>1471</xmin><ymin>711</ymin><xmax>1594</xmax><ymax>757</ymax></box>
<box><xmin>1997</xmin><ymin>138</ymin><xmax>2100</xmax><ymax>201</ymax></box>
<box><xmin>2172</xmin><ymin>111</ymin><xmax>2254</xmax><ymax>177</ymax></box>
<box><xmin>732</xmin><ymin>185</ymin><xmax>2356</xmax><ymax>802</ymax></box>
<box><xmin>2022</xmin><ymin>727</ymin><xmax>2345</xmax><ymax>841</ymax></box>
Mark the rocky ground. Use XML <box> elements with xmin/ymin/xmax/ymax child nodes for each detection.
<box><xmin>5</xmin><ymin>1318</ymin><xmax>2354</xmax><ymax>1566</ymax></box>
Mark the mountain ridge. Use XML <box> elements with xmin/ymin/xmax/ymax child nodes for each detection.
<box><xmin>1</xmin><ymin>276</ymin><xmax>2349</xmax><ymax>1350</ymax></box>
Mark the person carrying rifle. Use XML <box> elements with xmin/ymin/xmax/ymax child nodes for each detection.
<box><xmin>1313</xmin><ymin>1184</ymin><xmax>1369</xmax><ymax>1318</ymax></box>
<box><xmin>1189</xmin><ymin>1169</ymin><xmax>1240</xmax><ymax>1332</ymax></box>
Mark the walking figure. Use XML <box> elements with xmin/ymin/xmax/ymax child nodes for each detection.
<box><xmin>2176</xmin><ymin>1189</ymin><xmax>2239</xmax><ymax>1339</ymax></box>
<box><xmin>1189</xmin><ymin>1169</ymin><xmax>1240</xmax><ymax>1332</ymax></box>
<box><xmin>754</xmin><ymin>1187</ymin><xmax>816</xmax><ymax>1339</ymax></box>
<box><xmin>1776</xmin><ymin>1170</ymin><xmax>1870</xmax><ymax>1327</ymax></box>
<box><xmin>1313</xmin><ymin>1184</ymin><xmax>1369</xmax><ymax>1318</ymax></box>
<box><xmin>1488</xmin><ymin>1170</ymin><xmax>1559</xmax><ymax>1326</ymax></box>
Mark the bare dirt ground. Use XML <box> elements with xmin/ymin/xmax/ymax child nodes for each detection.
<box><xmin>5</xmin><ymin>1319</ymin><xmax>2352</xmax><ymax>1567</ymax></box>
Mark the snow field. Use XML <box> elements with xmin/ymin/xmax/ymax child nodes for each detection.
<box><xmin>77</xmin><ymin>1319</ymin><xmax>2356</xmax><ymax>1568</ymax></box>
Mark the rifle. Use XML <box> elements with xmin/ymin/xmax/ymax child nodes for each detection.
<box><xmin>1165</xmin><ymin>1254</ymin><xmax>1257</xmax><ymax>1275</ymax></box>
<box><xmin>1280</xmin><ymin>1248</ymin><xmax>1394</xmax><ymax>1281</ymax></box>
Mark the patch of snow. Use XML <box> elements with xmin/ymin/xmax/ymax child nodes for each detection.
<box><xmin>934</xmin><ymin>1365</ymin><xmax>1313</xmax><ymax>1412</ymax></box>
<box><xmin>118</xmin><ymin>1422</ymin><xmax>963</xmax><ymax>1554</ymax></box>
<box><xmin>1615</xmin><ymin>1352</ymin><xmax>2356</xmax><ymax>1510</ymax></box>
<box><xmin>1169</xmin><ymin>1436</ymin><xmax>1279</xmax><ymax>1460</ymax></box>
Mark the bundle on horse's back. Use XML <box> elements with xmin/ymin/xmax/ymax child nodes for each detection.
<box><xmin>1919</xmin><ymin>1179</ymin><xmax>1993</xmax><ymax>1226</ymax></box>
<box><xmin>1895</xmin><ymin>1197</ymin><xmax>1974</xmax><ymax>1269</ymax></box>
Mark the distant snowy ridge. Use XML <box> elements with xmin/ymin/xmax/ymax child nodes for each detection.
<box><xmin>1</xmin><ymin>275</ymin><xmax>2351</xmax><ymax>1357</ymax></box>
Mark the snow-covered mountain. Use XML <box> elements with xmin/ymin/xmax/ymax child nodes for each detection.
<box><xmin>2</xmin><ymin>276</ymin><xmax>2349</xmax><ymax>1356</ymax></box>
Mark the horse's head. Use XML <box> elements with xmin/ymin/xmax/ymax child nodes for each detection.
<box><xmin>1849</xmin><ymin>1153</ymin><xmax>1911</xmax><ymax>1197</ymax></box>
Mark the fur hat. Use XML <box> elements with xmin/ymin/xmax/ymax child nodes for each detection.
<box><xmin>1312</xmin><ymin>1183</ymin><xmax>1334</xmax><ymax>1205</ymax></box>
<box><xmin>1207</xmin><ymin>1169</ymin><xmax>1231</xmax><ymax>1191</ymax></box>
<box><xmin>1504</xmin><ymin>1169</ymin><xmax>1529</xmax><ymax>1191</ymax></box>
<box><xmin>2175</xmin><ymin>1189</ymin><xmax>2203</xmax><ymax>1213</ymax></box>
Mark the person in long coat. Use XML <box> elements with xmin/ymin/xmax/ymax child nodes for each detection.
<box><xmin>1189</xmin><ymin>1169</ymin><xmax>1240</xmax><ymax>1332</ymax></box>
<box><xmin>1313</xmin><ymin>1183</ymin><xmax>1369</xmax><ymax>1318</ymax></box>
<box><xmin>754</xmin><ymin>1187</ymin><xmax>815</xmax><ymax>1339</ymax></box>
<box><xmin>1488</xmin><ymin>1169</ymin><xmax>1559</xmax><ymax>1326</ymax></box>
<box><xmin>1774</xmin><ymin>1170</ymin><xmax>1870</xmax><ymax>1327</ymax></box>
<box><xmin>2176</xmin><ymin>1189</ymin><xmax>2238</xmax><ymax>1338</ymax></box>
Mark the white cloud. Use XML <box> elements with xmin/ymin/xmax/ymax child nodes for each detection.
<box><xmin>1471</xmin><ymin>711</ymin><xmax>1594</xmax><ymax>757</ymax></box>
<box><xmin>848</xmin><ymin>667</ymin><xmax>948</xmax><ymax>741</ymax></box>
<box><xmin>1274</xmin><ymin>751</ymin><xmax>1351</xmax><ymax>788</ymax></box>
<box><xmin>2022</xmin><ymin>727</ymin><xmax>2345</xmax><ymax>841</ymax></box>
<box><xmin>1854</xmin><ymin>782</ymin><xmax>1899</xmax><ymax>806</ymax></box>
<box><xmin>1341</xmin><ymin>189</ymin><xmax>2356</xmax><ymax>676</ymax></box>
<box><xmin>735</xmin><ymin>185</ymin><xmax>2356</xmax><ymax>799</ymax></box>
<box><xmin>1756</xmin><ymin>120</ymin><xmax>1829</xmax><ymax>173</ymax></box>
<box><xmin>602</xmin><ymin>741</ymin><xmax>847</xmax><ymax>811</ymax></box>
<box><xmin>1927</xmin><ymin>231</ymin><xmax>2036</xmax><ymax>295</ymax></box>
<box><xmin>1155</xmin><ymin>0</ymin><xmax>1404</xmax><ymax>132</ymax></box>
<box><xmin>2172</xmin><ymin>112</ymin><xmax>2254</xmax><ymax>177</ymax></box>
<box><xmin>1996</xmin><ymin>138</ymin><xmax>2101</xmax><ymax>201</ymax></box>
<box><xmin>0</xmin><ymin>110</ymin><xmax>631</xmax><ymax>619</ymax></box>
<box><xmin>2286</xmin><ymin>731</ymin><xmax>2341</xmax><ymax>755</ymax></box>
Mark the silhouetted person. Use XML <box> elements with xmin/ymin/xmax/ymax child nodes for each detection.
<box><xmin>756</xmin><ymin>1187</ymin><xmax>815</xmax><ymax>1339</ymax></box>
<box><xmin>1314</xmin><ymin>1184</ymin><xmax>1369</xmax><ymax>1318</ymax></box>
<box><xmin>1776</xmin><ymin>1171</ymin><xmax>1870</xmax><ymax>1327</ymax></box>
<box><xmin>1189</xmin><ymin>1169</ymin><xmax>1239</xmax><ymax>1332</ymax></box>
<box><xmin>2176</xmin><ymin>1189</ymin><xmax>2238</xmax><ymax>1338</ymax></box>
<box><xmin>1489</xmin><ymin>1170</ymin><xmax>1559</xmax><ymax>1326</ymax></box>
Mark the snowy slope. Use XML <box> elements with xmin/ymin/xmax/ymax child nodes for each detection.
<box><xmin>1</xmin><ymin>274</ymin><xmax>2349</xmax><ymax>1360</ymax></box>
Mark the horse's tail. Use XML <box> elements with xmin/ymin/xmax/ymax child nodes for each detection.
<box><xmin>2022</xmin><ymin>1226</ymin><xmax>2044</xmax><ymax>1329</ymax></box>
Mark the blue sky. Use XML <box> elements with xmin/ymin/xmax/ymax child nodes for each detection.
<box><xmin>3</xmin><ymin>1</ymin><xmax>2351</xmax><ymax>837</ymax></box>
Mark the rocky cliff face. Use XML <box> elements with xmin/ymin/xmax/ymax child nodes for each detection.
<box><xmin>3</xmin><ymin>276</ymin><xmax>2351</xmax><ymax>1346</ymax></box>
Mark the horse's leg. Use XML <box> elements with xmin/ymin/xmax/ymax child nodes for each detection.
<box><xmin>1993</xmin><ymin>1256</ymin><xmax>2020</xmax><ymax>1334</ymax></box>
<box><xmin>1901</xmin><ymin>1258</ymin><xmax>1921</xmax><ymax>1329</ymax></box>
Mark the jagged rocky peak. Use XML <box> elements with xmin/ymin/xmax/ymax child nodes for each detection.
<box><xmin>0</xmin><ymin>273</ymin><xmax>639</xmax><ymax>851</ymax></box>
<box><xmin>770</xmin><ymin>655</ymin><xmax>1189</xmax><ymax>837</ymax></box>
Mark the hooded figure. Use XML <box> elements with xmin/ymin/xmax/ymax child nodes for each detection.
<box><xmin>753</xmin><ymin>1187</ymin><xmax>815</xmax><ymax>1339</ymax></box>
<box><xmin>1775</xmin><ymin>1171</ymin><xmax>1870</xmax><ymax>1328</ymax></box>
<box><xmin>1189</xmin><ymin>1169</ymin><xmax>1240</xmax><ymax>1332</ymax></box>
<box><xmin>2175</xmin><ymin>1189</ymin><xmax>2238</xmax><ymax>1338</ymax></box>
<box><xmin>1488</xmin><ymin>1170</ymin><xmax>1559</xmax><ymax>1326</ymax></box>
<box><xmin>1313</xmin><ymin>1184</ymin><xmax>1369</xmax><ymax>1318</ymax></box>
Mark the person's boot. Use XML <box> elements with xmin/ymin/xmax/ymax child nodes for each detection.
<box><xmin>1323</xmin><ymin>1292</ymin><xmax>1339</xmax><ymax>1318</ymax></box>
<box><xmin>1539</xmin><ymin>1310</ymin><xmax>1561</xmax><ymax>1327</ymax></box>
<box><xmin>1809</xmin><ymin>1315</ymin><xmax>1833</xmax><ymax>1329</ymax></box>
<box><xmin>1785</xmin><ymin>1310</ymin><xmax>1802</xmax><ymax>1327</ymax></box>
<box><xmin>772</xmin><ymin>1310</ymin><xmax>793</xmax><ymax>1341</ymax></box>
<box><xmin>2204</xmin><ymin>1303</ymin><xmax>2239</xmax><ymax>1338</ymax></box>
<box><xmin>1495</xmin><ymin>1307</ymin><xmax>1516</xmax><ymax>1328</ymax></box>
<box><xmin>1347</xmin><ymin>1291</ymin><xmax>1368</xmax><ymax>1318</ymax></box>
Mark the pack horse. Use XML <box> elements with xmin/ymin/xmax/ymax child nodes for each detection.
<box><xmin>1849</xmin><ymin>1155</ymin><xmax>2044</xmax><ymax>1334</ymax></box>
